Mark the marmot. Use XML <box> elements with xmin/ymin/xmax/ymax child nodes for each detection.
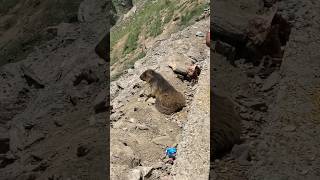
<box><xmin>211</xmin><ymin>92</ymin><xmax>241</xmax><ymax>159</ymax></box>
<box><xmin>140</xmin><ymin>69</ymin><xmax>186</xmax><ymax>115</ymax></box>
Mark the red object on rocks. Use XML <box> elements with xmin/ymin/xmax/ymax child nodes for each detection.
<box><xmin>206</xmin><ymin>31</ymin><xmax>210</xmax><ymax>47</ymax></box>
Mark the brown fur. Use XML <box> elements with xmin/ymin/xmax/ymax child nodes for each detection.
<box><xmin>140</xmin><ymin>69</ymin><xmax>186</xmax><ymax>115</ymax></box>
<box><xmin>211</xmin><ymin>92</ymin><xmax>241</xmax><ymax>159</ymax></box>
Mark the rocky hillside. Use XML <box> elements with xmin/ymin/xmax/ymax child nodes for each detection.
<box><xmin>0</xmin><ymin>0</ymin><xmax>85</xmax><ymax>66</ymax></box>
<box><xmin>110</xmin><ymin>10</ymin><xmax>210</xmax><ymax>180</ymax></box>
<box><xmin>0</xmin><ymin>0</ymin><xmax>109</xmax><ymax>179</ymax></box>
<box><xmin>110</xmin><ymin>0</ymin><xmax>209</xmax><ymax>81</ymax></box>
<box><xmin>210</xmin><ymin>0</ymin><xmax>320</xmax><ymax>179</ymax></box>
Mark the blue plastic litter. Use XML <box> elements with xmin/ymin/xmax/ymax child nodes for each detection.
<box><xmin>165</xmin><ymin>147</ymin><xmax>177</xmax><ymax>157</ymax></box>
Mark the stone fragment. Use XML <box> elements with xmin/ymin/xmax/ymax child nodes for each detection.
<box><xmin>261</xmin><ymin>71</ymin><xmax>280</xmax><ymax>91</ymax></box>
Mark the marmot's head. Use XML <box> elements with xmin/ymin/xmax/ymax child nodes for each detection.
<box><xmin>140</xmin><ymin>69</ymin><xmax>155</xmax><ymax>82</ymax></box>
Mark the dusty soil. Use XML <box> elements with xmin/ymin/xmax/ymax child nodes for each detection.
<box><xmin>210</xmin><ymin>0</ymin><xmax>320</xmax><ymax>179</ymax></box>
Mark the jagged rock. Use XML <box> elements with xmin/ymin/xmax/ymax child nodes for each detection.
<box><xmin>261</xmin><ymin>71</ymin><xmax>280</xmax><ymax>91</ymax></box>
<box><xmin>20</xmin><ymin>64</ymin><xmax>45</xmax><ymax>89</ymax></box>
<box><xmin>167</xmin><ymin>53</ymin><xmax>201</xmax><ymax>80</ymax></box>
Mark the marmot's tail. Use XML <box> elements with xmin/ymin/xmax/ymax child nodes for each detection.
<box><xmin>155</xmin><ymin>99</ymin><xmax>178</xmax><ymax>115</ymax></box>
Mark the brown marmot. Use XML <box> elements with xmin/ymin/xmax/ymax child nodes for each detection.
<box><xmin>211</xmin><ymin>92</ymin><xmax>241</xmax><ymax>159</ymax></box>
<box><xmin>140</xmin><ymin>69</ymin><xmax>186</xmax><ymax>115</ymax></box>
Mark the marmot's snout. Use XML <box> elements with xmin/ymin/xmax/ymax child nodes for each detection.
<box><xmin>139</xmin><ymin>71</ymin><xmax>146</xmax><ymax>81</ymax></box>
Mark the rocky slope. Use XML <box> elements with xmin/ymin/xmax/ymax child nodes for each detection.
<box><xmin>0</xmin><ymin>0</ymin><xmax>109</xmax><ymax>179</ymax></box>
<box><xmin>210</xmin><ymin>0</ymin><xmax>320</xmax><ymax>179</ymax></box>
<box><xmin>110</xmin><ymin>18</ymin><xmax>210</xmax><ymax>180</ymax></box>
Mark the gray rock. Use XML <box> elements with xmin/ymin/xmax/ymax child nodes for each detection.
<box><xmin>196</xmin><ymin>31</ymin><xmax>205</xmax><ymax>37</ymax></box>
<box><xmin>261</xmin><ymin>72</ymin><xmax>280</xmax><ymax>92</ymax></box>
<box><xmin>20</xmin><ymin>64</ymin><xmax>45</xmax><ymax>89</ymax></box>
<box><xmin>147</xmin><ymin>97</ymin><xmax>156</xmax><ymax>105</ymax></box>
